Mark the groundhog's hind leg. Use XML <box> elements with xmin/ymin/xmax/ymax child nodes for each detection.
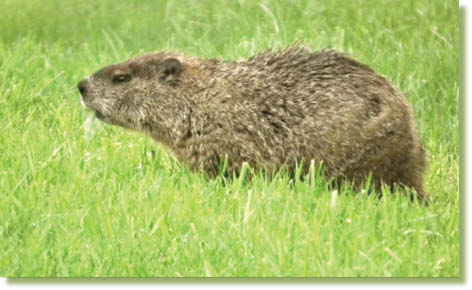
<box><xmin>396</xmin><ymin>142</ymin><xmax>430</xmax><ymax>202</ymax></box>
<box><xmin>399</xmin><ymin>164</ymin><xmax>430</xmax><ymax>202</ymax></box>
<box><xmin>414</xmin><ymin>187</ymin><xmax>431</xmax><ymax>203</ymax></box>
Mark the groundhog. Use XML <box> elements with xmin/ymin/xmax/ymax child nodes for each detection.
<box><xmin>78</xmin><ymin>46</ymin><xmax>428</xmax><ymax>201</ymax></box>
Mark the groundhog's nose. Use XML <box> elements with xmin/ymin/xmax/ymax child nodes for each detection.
<box><xmin>77</xmin><ymin>80</ymin><xmax>87</xmax><ymax>96</ymax></box>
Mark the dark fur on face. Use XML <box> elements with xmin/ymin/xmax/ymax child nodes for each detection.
<box><xmin>78</xmin><ymin>47</ymin><xmax>429</xmax><ymax>201</ymax></box>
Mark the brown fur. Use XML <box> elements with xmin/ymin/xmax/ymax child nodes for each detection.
<box><xmin>78</xmin><ymin>47</ymin><xmax>429</xmax><ymax>201</ymax></box>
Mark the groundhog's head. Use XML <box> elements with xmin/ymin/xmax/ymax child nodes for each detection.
<box><xmin>78</xmin><ymin>53</ymin><xmax>190</xmax><ymax>141</ymax></box>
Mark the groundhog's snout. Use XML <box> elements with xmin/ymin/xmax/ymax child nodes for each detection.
<box><xmin>77</xmin><ymin>79</ymin><xmax>88</xmax><ymax>96</ymax></box>
<box><xmin>78</xmin><ymin>79</ymin><xmax>96</xmax><ymax>111</ymax></box>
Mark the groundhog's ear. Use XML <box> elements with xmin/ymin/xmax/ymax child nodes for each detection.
<box><xmin>162</xmin><ymin>58</ymin><xmax>182</xmax><ymax>78</ymax></box>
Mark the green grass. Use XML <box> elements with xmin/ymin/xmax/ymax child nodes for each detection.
<box><xmin>0</xmin><ymin>0</ymin><xmax>459</xmax><ymax>277</ymax></box>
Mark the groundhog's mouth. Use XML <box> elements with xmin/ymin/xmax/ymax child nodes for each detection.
<box><xmin>83</xmin><ymin>106</ymin><xmax>108</xmax><ymax>123</ymax></box>
<box><xmin>81</xmin><ymin>99</ymin><xmax>105</xmax><ymax>120</ymax></box>
<box><xmin>94</xmin><ymin>110</ymin><xmax>105</xmax><ymax>120</ymax></box>
<box><xmin>92</xmin><ymin>109</ymin><xmax>116</xmax><ymax>125</ymax></box>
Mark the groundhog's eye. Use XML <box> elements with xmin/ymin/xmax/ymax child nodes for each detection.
<box><xmin>113</xmin><ymin>74</ymin><xmax>131</xmax><ymax>83</ymax></box>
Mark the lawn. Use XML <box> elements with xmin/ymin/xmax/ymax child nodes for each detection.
<box><xmin>0</xmin><ymin>0</ymin><xmax>459</xmax><ymax>277</ymax></box>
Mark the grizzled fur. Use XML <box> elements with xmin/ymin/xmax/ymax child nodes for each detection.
<box><xmin>78</xmin><ymin>47</ymin><xmax>428</xmax><ymax>201</ymax></box>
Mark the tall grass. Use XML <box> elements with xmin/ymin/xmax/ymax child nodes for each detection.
<box><xmin>0</xmin><ymin>0</ymin><xmax>459</xmax><ymax>277</ymax></box>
